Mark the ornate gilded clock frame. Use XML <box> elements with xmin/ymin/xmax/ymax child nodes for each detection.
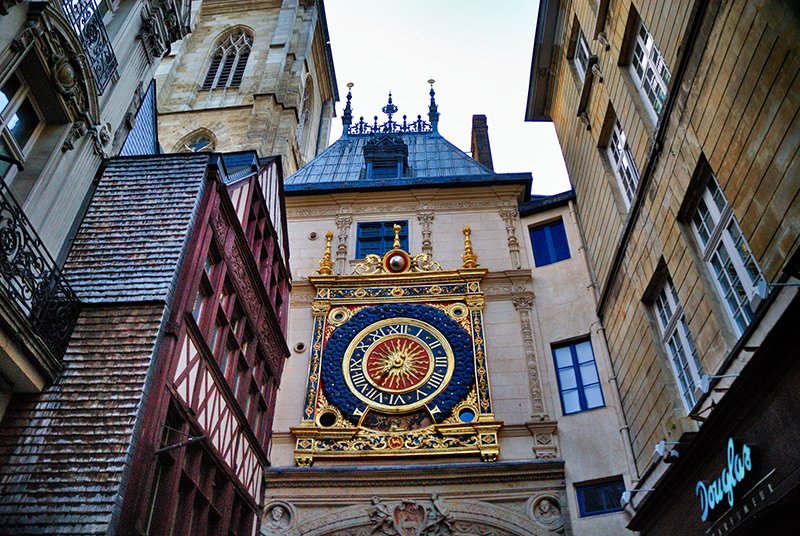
<box><xmin>291</xmin><ymin>227</ymin><xmax>503</xmax><ymax>466</ymax></box>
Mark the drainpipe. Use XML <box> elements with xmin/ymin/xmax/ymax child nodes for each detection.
<box><xmin>570</xmin><ymin>198</ymin><xmax>640</xmax><ymax>482</ymax></box>
<box><xmin>593</xmin><ymin>322</ymin><xmax>641</xmax><ymax>484</ymax></box>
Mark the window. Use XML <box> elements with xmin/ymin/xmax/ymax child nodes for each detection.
<box><xmin>369</xmin><ymin>161</ymin><xmax>401</xmax><ymax>179</ymax></box>
<box><xmin>653</xmin><ymin>277</ymin><xmax>704</xmax><ymax>410</ymax></box>
<box><xmin>552</xmin><ymin>339</ymin><xmax>604</xmax><ymax>415</ymax></box>
<box><xmin>201</xmin><ymin>29</ymin><xmax>253</xmax><ymax>90</ymax></box>
<box><xmin>185</xmin><ymin>136</ymin><xmax>214</xmax><ymax>152</ymax></box>
<box><xmin>607</xmin><ymin>119</ymin><xmax>641</xmax><ymax>207</ymax></box>
<box><xmin>0</xmin><ymin>73</ymin><xmax>43</xmax><ymax>181</ymax></box>
<box><xmin>576</xmin><ymin>478</ymin><xmax>625</xmax><ymax>517</ymax></box>
<box><xmin>530</xmin><ymin>219</ymin><xmax>570</xmax><ymax>267</ymax></box>
<box><xmin>356</xmin><ymin>221</ymin><xmax>408</xmax><ymax>258</ymax></box>
<box><xmin>691</xmin><ymin>174</ymin><xmax>764</xmax><ymax>336</ymax></box>
<box><xmin>144</xmin><ymin>404</ymin><xmax>256</xmax><ymax>535</ymax></box>
<box><xmin>631</xmin><ymin>21</ymin><xmax>671</xmax><ymax>117</ymax></box>
<box><xmin>574</xmin><ymin>28</ymin><xmax>591</xmax><ymax>81</ymax></box>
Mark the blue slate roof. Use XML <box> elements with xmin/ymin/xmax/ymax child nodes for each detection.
<box><xmin>285</xmin><ymin>131</ymin><xmax>531</xmax><ymax>194</ymax></box>
<box><xmin>518</xmin><ymin>189</ymin><xmax>576</xmax><ymax>216</ymax></box>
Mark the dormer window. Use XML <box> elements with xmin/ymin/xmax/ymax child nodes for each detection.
<box><xmin>363</xmin><ymin>133</ymin><xmax>408</xmax><ymax>180</ymax></box>
<box><xmin>369</xmin><ymin>161</ymin><xmax>401</xmax><ymax>179</ymax></box>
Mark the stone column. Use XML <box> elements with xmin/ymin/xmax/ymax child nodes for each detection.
<box><xmin>334</xmin><ymin>212</ymin><xmax>352</xmax><ymax>274</ymax></box>
<box><xmin>512</xmin><ymin>293</ymin><xmax>547</xmax><ymax>418</ymax></box>
<box><xmin>417</xmin><ymin>209</ymin><xmax>434</xmax><ymax>256</ymax></box>
<box><xmin>499</xmin><ymin>207</ymin><xmax>521</xmax><ymax>269</ymax></box>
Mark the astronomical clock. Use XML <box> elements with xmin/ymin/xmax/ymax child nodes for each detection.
<box><xmin>291</xmin><ymin>225</ymin><xmax>503</xmax><ymax>466</ymax></box>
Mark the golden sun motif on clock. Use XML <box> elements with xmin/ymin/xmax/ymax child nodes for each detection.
<box><xmin>365</xmin><ymin>336</ymin><xmax>432</xmax><ymax>392</ymax></box>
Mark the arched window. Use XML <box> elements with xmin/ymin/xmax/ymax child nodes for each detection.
<box><xmin>174</xmin><ymin>129</ymin><xmax>217</xmax><ymax>153</ymax></box>
<box><xmin>296</xmin><ymin>75</ymin><xmax>314</xmax><ymax>148</ymax></box>
<box><xmin>201</xmin><ymin>29</ymin><xmax>253</xmax><ymax>90</ymax></box>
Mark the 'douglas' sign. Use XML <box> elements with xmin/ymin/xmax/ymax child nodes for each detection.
<box><xmin>695</xmin><ymin>438</ymin><xmax>753</xmax><ymax>522</ymax></box>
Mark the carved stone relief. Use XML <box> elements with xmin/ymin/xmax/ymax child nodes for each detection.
<box><xmin>499</xmin><ymin>207</ymin><xmax>521</xmax><ymax>269</ymax></box>
<box><xmin>288</xmin><ymin>496</ymin><xmax>565</xmax><ymax>536</ymax></box>
<box><xmin>263</xmin><ymin>501</ymin><xmax>295</xmax><ymax>534</ymax></box>
<box><xmin>416</xmin><ymin>209</ymin><xmax>434</xmax><ymax>256</ymax></box>
<box><xmin>529</xmin><ymin>495</ymin><xmax>564</xmax><ymax>533</ymax></box>
<box><xmin>512</xmin><ymin>293</ymin><xmax>547</xmax><ymax>418</ymax></box>
<box><xmin>335</xmin><ymin>212</ymin><xmax>353</xmax><ymax>274</ymax></box>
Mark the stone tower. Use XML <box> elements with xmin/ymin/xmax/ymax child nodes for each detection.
<box><xmin>156</xmin><ymin>0</ymin><xmax>338</xmax><ymax>175</ymax></box>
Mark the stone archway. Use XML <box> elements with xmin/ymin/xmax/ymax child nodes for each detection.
<box><xmin>273</xmin><ymin>497</ymin><xmax>565</xmax><ymax>536</ymax></box>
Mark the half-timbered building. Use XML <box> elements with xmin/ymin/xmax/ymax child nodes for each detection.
<box><xmin>0</xmin><ymin>151</ymin><xmax>290</xmax><ymax>535</ymax></box>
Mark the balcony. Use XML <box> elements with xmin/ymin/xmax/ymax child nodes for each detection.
<box><xmin>0</xmin><ymin>176</ymin><xmax>79</xmax><ymax>387</ymax></box>
<box><xmin>60</xmin><ymin>0</ymin><xmax>118</xmax><ymax>95</ymax></box>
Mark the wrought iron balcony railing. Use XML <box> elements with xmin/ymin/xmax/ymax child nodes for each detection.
<box><xmin>61</xmin><ymin>0</ymin><xmax>118</xmax><ymax>95</ymax></box>
<box><xmin>0</xmin><ymin>178</ymin><xmax>80</xmax><ymax>359</ymax></box>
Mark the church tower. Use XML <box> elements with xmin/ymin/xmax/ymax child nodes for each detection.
<box><xmin>155</xmin><ymin>0</ymin><xmax>338</xmax><ymax>175</ymax></box>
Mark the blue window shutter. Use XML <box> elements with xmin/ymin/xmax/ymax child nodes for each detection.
<box><xmin>550</xmin><ymin>220</ymin><xmax>570</xmax><ymax>262</ymax></box>
<box><xmin>357</xmin><ymin>221</ymin><xmax>408</xmax><ymax>258</ymax></box>
<box><xmin>530</xmin><ymin>227</ymin><xmax>551</xmax><ymax>266</ymax></box>
<box><xmin>530</xmin><ymin>219</ymin><xmax>571</xmax><ymax>267</ymax></box>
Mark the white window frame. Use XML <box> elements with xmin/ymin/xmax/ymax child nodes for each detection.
<box><xmin>653</xmin><ymin>277</ymin><xmax>704</xmax><ymax>411</ymax></box>
<box><xmin>0</xmin><ymin>72</ymin><xmax>45</xmax><ymax>182</ymax></box>
<box><xmin>606</xmin><ymin>119</ymin><xmax>640</xmax><ymax>207</ymax></box>
<box><xmin>691</xmin><ymin>175</ymin><xmax>764</xmax><ymax>336</ymax></box>
<box><xmin>574</xmin><ymin>28</ymin><xmax>591</xmax><ymax>82</ymax></box>
<box><xmin>630</xmin><ymin>20</ymin><xmax>671</xmax><ymax>119</ymax></box>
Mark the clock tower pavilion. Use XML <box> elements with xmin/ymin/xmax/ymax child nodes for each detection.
<box><xmin>264</xmin><ymin>86</ymin><xmax>635</xmax><ymax>535</ymax></box>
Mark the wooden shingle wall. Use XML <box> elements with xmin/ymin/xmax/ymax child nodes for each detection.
<box><xmin>546</xmin><ymin>0</ymin><xmax>799</xmax><ymax>473</ymax></box>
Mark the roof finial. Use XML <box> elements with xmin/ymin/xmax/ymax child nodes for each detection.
<box><xmin>462</xmin><ymin>225</ymin><xmax>478</xmax><ymax>268</ymax></box>
<box><xmin>318</xmin><ymin>231</ymin><xmax>334</xmax><ymax>275</ymax></box>
<box><xmin>392</xmin><ymin>223</ymin><xmax>402</xmax><ymax>250</ymax></box>
<box><xmin>342</xmin><ymin>82</ymin><xmax>354</xmax><ymax>137</ymax></box>
<box><xmin>382</xmin><ymin>91</ymin><xmax>398</xmax><ymax>127</ymax></box>
<box><xmin>427</xmin><ymin>79</ymin><xmax>439</xmax><ymax>132</ymax></box>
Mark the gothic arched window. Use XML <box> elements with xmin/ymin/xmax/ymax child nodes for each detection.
<box><xmin>201</xmin><ymin>29</ymin><xmax>254</xmax><ymax>90</ymax></box>
<box><xmin>173</xmin><ymin>129</ymin><xmax>217</xmax><ymax>153</ymax></box>
<box><xmin>296</xmin><ymin>75</ymin><xmax>314</xmax><ymax>148</ymax></box>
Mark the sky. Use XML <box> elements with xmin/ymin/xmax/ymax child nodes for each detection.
<box><xmin>324</xmin><ymin>0</ymin><xmax>571</xmax><ymax>195</ymax></box>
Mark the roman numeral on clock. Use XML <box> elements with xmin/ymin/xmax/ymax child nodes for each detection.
<box><xmin>352</xmin><ymin>371</ymin><xmax>367</xmax><ymax>387</ymax></box>
<box><xmin>385</xmin><ymin>324</ymin><xmax>408</xmax><ymax>335</ymax></box>
<box><xmin>389</xmin><ymin>393</ymin><xmax>406</xmax><ymax>405</ymax></box>
<box><xmin>428</xmin><ymin>370</ymin><xmax>445</xmax><ymax>389</ymax></box>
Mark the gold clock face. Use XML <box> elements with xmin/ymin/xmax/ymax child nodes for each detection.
<box><xmin>342</xmin><ymin>318</ymin><xmax>455</xmax><ymax>413</ymax></box>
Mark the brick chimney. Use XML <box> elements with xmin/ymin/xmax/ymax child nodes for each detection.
<box><xmin>471</xmin><ymin>115</ymin><xmax>494</xmax><ymax>171</ymax></box>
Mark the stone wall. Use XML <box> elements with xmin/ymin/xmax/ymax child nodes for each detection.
<box><xmin>272</xmin><ymin>187</ymin><xmax>632</xmax><ymax>535</ymax></box>
<box><xmin>157</xmin><ymin>0</ymin><xmax>336</xmax><ymax>174</ymax></box>
<box><xmin>540</xmin><ymin>0</ymin><xmax>800</xmax><ymax>482</ymax></box>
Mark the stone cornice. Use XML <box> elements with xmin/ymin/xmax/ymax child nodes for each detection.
<box><xmin>265</xmin><ymin>459</ymin><xmax>564</xmax><ymax>488</ymax></box>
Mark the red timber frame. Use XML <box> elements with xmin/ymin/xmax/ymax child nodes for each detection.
<box><xmin>117</xmin><ymin>158</ymin><xmax>291</xmax><ymax>536</ymax></box>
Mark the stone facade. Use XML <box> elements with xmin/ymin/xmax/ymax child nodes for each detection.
<box><xmin>266</xmin><ymin>108</ymin><xmax>633</xmax><ymax>534</ymax></box>
<box><xmin>528</xmin><ymin>0</ymin><xmax>800</xmax><ymax>531</ymax></box>
<box><xmin>156</xmin><ymin>0</ymin><xmax>337</xmax><ymax>176</ymax></box>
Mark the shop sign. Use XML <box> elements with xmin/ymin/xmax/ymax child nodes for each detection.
<box><xmin>695</xmin><ymin>437</ymin><xmax>753</xmax><ymax>522</ymax></box>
